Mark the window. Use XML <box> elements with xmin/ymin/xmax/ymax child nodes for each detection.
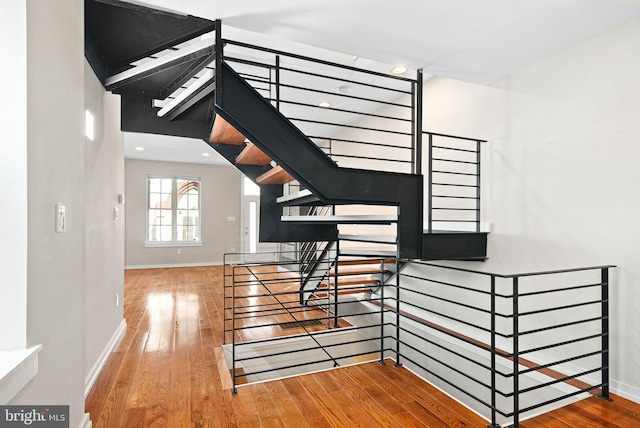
<box><xmin>147</xmin><ymin>175</ymin><xmax>201</xmax><ymax>245</ymax></box>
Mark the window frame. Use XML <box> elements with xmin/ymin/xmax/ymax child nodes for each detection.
<box><xmin>145</xmin><ymin>174</ymin><xmax>202</xmax><ymax>247</ymax></box>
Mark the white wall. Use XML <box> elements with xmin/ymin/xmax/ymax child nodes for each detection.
<box><xmin>125</xmin><ymin>159</ymin><xmax>242</xmax><ymax>267</ymax></box>
<box><xmin>11</xmin><ymin>0</ymin><xmax>87</xmax><ymax>426</ymax></box>
<box><xmin>420</xmin><ymin>17</ymin><xmax>640</xmax><ymax>400</ymax></box>
<box><xmin>84</xmin><ymin>62</ymin><xmax>126</xmax><ymax>386</ymax></box>
<box><xmin>0</xmin><ymin>0</ymin><xmax>28</xmax><ymax>351</ymax></box>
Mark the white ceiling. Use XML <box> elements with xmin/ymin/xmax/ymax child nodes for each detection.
<box><xmin>123</xmin><ymin>0</ymin><xmax>640</xmax><ymax>165</ymax></box>
<box><xmin>124</xmin><ymin>132</ymin><xmax>228</xmax><ymax>165</ymax></box>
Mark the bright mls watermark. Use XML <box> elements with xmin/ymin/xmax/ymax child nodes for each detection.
<box><xmin>1</xmin><ymin>406</ymin><xmax>68</xmax><ymax>427</ymax></box>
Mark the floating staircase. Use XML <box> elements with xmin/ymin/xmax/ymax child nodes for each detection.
<box><xmin>85</xmin><ymin>4</ymin><xmax>487</xmax><ymax>305</ymax></box>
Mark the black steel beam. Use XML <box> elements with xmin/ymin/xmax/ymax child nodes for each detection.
<box><xmin>421</xmin><ymin>232</ymin><xmax>488</xmax><ymax>260</ymax></box>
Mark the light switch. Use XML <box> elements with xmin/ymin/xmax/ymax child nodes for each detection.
<box><xmin>56</xmin><ymin>204</ymin><xmax>66</xmax><ymax>233</ymax></box>
<box><xmin>114</xmin><ymin>207</ymin><xmax>119</xmax><ymax>221</ymax></box>
<box><xmin>227</xmin><ymin>216</ymin><xmax>236</xmax><ymax>222</ymax></box>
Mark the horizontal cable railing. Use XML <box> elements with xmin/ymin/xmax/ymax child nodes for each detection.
<box><xmin>223</xmin><ymin>251</ymin><xmax>396</xmax><ymax>393</ymax></box>
<box><xmin>425</xmin><ymin>132</ymin><xmax>487</xmax><ymax>233</ymax></box>
<box><xmin>393</xmin><ymin>260</ymin><xmax>614</xmax><ymax>427</ymax></box>
<box><xmin>219</xmin><ymin>39</ymin><xmax>419</xmax><ymax>173</ymax></box>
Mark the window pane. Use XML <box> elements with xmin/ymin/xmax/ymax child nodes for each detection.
<box><xmin>187</xmin><ymin>192</ymin><xmax>198</xmax><ymax>209</ymax></box>
<box><xmin>149</xmin><ymin>193</ymin><xmax>166</xmax><ymax>209</ymax></box>
<box><xmin>161</xmin><ymin>179</ymin><xmax>173</xmax><ymax>193</ymax></box>
<box><xmin>149</xmin><ymin>209</ymin><xmax>172</xmax><ymax>227</ymax></box>
<box><xmin>147</xmin><ymin>176</ymin><xmax>200</xmax><ymax>243</ymax></box>
<box><xmin>149</xmin><ymin>178</ymin><xmax>161</xmax><ymax>193</ymax></box>
<box><xmin>244</xmin><ymin>176</ymin><xmax>260</xmax><ymax>196</ymax></box>
<box><xmin>159</xmin><ymin>225</ymin><xmax>173</xmax><ymax>241</ymax></box>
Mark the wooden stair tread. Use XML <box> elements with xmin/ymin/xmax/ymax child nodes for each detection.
<box><xmin>256</xmin><ymin>166</ymin><xmax>295</xmax><ymax>184</ymax></box>
<box><xmin>236</xmin><ymin>142</ymin><xmax>272</xmax><ymax>165</ymax></box>
<box><xmin>210</xmin><ymin>115</ymin><xmax>246</xmax><ymax>145</ymax></box>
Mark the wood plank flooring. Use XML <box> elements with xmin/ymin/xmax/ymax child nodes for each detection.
<box><xmin>86</xmin><ymin>266</ymin><xmax>640</xmax><ymax>427</ymax></box>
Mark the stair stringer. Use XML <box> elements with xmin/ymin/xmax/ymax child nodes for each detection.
<box><xmin>214</xmin><ymin>63</ymin><xmax>423</xmax><ymax>260</ymax></box>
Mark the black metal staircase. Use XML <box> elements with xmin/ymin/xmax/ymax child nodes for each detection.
<box><xmin>84</xmin><ymin>0</ymin><xmax>488</xmax><ymax>283</ymax></box>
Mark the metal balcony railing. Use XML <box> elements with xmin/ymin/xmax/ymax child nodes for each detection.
<box><xmin>223</xmin><ymin>247</ymin><xmax>613</xmax><ymax>427</ymax></box>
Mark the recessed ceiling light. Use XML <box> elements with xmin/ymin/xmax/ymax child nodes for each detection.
<box><xmin>391</xmin><ymin>66</ymin><xmax>407</xmax><ymax>75</ymax></box>
<box><xmin>318</xmin><ymin>101</ymin><xmax>331</xmax><ymax>108</ymax></box>
<box><xmin>202</xmin><ymin>153</ymin><xmax>210</xmax><ymax>157</ymax></box>
<box><xmin>135</xmin><ymin>147</ymin><xmax>144</xmax><ymax>151</ymax></box>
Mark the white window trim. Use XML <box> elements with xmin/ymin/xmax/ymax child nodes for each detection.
<box><xmin>0</xmin><ymin>345</ymin><xmax>42</xmax><ymax>405</ymax></box>
<box><xmin>146</xmin><ymin>175</ymin><xmax>202</xmax><ymax>245</ymax></box>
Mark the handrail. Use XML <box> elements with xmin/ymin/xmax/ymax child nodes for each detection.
<box><xmin>223</xmin><ymin>39</ymin><xmax>417</xmax><ymax>82</ymax></box>
<box><xmin>409</xmin><ymin>259</ymin><xmax>616</xmax><ymax>279</ymax></box>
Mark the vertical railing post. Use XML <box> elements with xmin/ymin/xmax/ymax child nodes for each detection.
<box><xmin>427</xmin><ymin>133</ymin><xmax>433</xmax><ymax>234</ymax></box>
<box><xmin>333</xmin><ymin>240</ymin><xmax>339</xmax><ymax>328</ymax></box>
<box><xmin>512</xmin><ymin>277</ymin><xmax>519</xmax><ymax>427</ymax></box>
<box><xmin>231</xmin><ymin>264</ymin><xmax>237</xmax><ymax>394</ymax></box>
<box><xmin>410</xmin><ymin>81</ymin><xmax>416</xmax><ymax>174</ymax></box>
<box><xmin>599</xmin><ymin>268</ymin><xmax>611</xmax><ymax>400</ymax></box>
<box><xmin>394</xmin><ymin>243</ymin><xmax>402</xmax><ymax>366</ymax></box>
<box><xmin>223</xmin><ymin>254</ymin><xmax>227</xmax><ymax>345</ymax></box>
<box><xmin>275</xmin><ymin>55</ymin><xmax>280</xmax><ymax>111</ymax></box>
<box><xmin>379</xmin><ymin>260</ymin><xmax>386</xmax><ymax>365</ymax></box>
<box><xmin>476</xmin><ymin>140</ymin><xmax>481</xmax><ymax>233</ymax></box>
<box><xmin>415</xmin><ymin>69</ymin><xmax>423</xmax><ymax>175</ymax></box>
<box><xmin>490</xmin><ymin>275</ymin><xmax>498</xmax><ymax>428</ymax></box>
<box><xmin>214</xmin><ymin>19</ymin><xmax>223</xmax><ymax>107</ymax></box>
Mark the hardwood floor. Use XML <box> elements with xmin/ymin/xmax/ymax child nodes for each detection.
<box><xmin>86</xmin><ymin>266</ymin><xmax>640</xmax><ymax>427</ymax></box>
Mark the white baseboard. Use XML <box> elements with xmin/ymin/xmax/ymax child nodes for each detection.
<box><xmin>611</xmin><ymin>379</ymin><xmax>640</xmax><ymax>403</ymax></box>
<box><xmin>125</xmin><ymin>261</ymin><xmax>223</xmax><ymax>270</ymax></box>
<box><xmin>84</xmin><ymin>319</ymin><xmax>127</xmax><ymax>398</ymax></box>
<box><xmin>79</xmin><ymin>412</ymin><xmax>92</xmax><ymax>428</ymax></box>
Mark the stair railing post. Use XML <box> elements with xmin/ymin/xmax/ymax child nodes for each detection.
<box><xmin>275</xmin><ymin>55</ymin><xmax>280</xmax><ymax>111</ymax></box>
<box><xmin>394</xmin><ymin>240</ymin><xmax>402</xmax><ymax>366</ymax></box>
<box><xmin>427</xmin><ymin>133</ymin><xmax>433</xmax><ymax>234</ymax></box>
<box><xmin>489</xmin><ymin>275</ymin><xmax>498</xmax><ymax>428</ymax></box>
<box><xmin>231</xmin><ymin>264</ymin><xmax>237</xmax><ymax>394</ymax></box>
<box><xmin>333</xmin><ymin>241</ymin><xmax>339</xmax><ymax>328</ymax></box>
<box><xmin>223</xmin><ymin>253</ymin><xmax>227</xmax><ymax>345</ymax></box>
<box><xmin>379</xmin><ymin>259</ymin><xmax>386</xmax><ymax>365</ymax></box>
<box><xmin>599</xmin><ymin>267</ymin><xmax>611</xmax><ymax>401</ymax></box>
<box><xmin>415</xmin><ymin>69</ymin><xmax>423</xmax><ymax>175</ymax></box>
<box><xmin>512</xmin><ymin>277</ymin><xmax>519</xmax><ymax>427</ymax></box>
<box><xmin>214</xmin><ymin>19</ymin><xmax>223</xmax><ymax>107</ymax></box>
<box><xmin>476</xmin><ymin>140</ymin><xmax>481</xmax><ymax>233</ymax></box>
